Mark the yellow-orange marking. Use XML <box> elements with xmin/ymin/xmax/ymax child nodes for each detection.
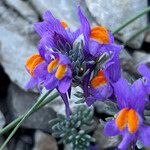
<box><xmin>90</xmin><ymin>70</ymin><xmax>107</xmax><ymax>88</ymax></box>
<box><xmin>47</xmin><ymin>58</ymin><xmax>59</xmax><ymax>73</ymax></box>
<box><xmin>61</xmin><ymin>21</ymin><xmax>68</xmax><ymax>29</ymax></box>
<box><xmin>90</xmin><ymin>26</ymin><xmax>109</xmax><ymax>43</ymax></box>
<box><xmin>55</xmin><ymin>64</ymin><xmax>67</xmax><ymax>79</ymax></box>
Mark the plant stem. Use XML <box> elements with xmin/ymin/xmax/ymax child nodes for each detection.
<box><xmin>112</xmin><ymin>7</ymin><xmax>150</xmax><ymax>34</ymax></box>
<box><xmin>0</xmin><ymin>91</ymin><xmax>59</xmax><ymax>150</ymax></box>
<box><xmin>124</xmin><ymin>24</ymin><xmax>150</xmax><ymax>45</ymax></box>
<box><xmin>0</xmin><ymin>91</ymin><xmax>59</xmax><ymax>136</ymax></box>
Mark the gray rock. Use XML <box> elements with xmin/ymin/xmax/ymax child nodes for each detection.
<box><xmin>15</xmin><ymin>135</ymin><xmax>33</xmax><ymax>150</ymax></box>
<box><xmin>0</xmin><ymin>137</ymin><xmax>7</xmax><ymax>150</ymax></box>
<box><xmin>145</xmin><ymin>30</ymin><xmax>150</xmax><ymax>43</ymax></box>
<box><xmin>133</xmin><ymin>51</ymin><xmax>150</xmax><ymax>66</ymax></box>
<box><xmin>120</xmin><ymin>49</ymin><xmax>140</xmax><ymax>79</ymax></box>
<box><xmin>0</xmin><ymin>111</ymin><xmax>5</xmax><ymax>129</ymax></box>
<box><xmin>31</xmin><ymin>0</ymin><xmax>79</xmax><ymax>30</ymax></box>
<box><xmin>30</xmin><ymin>0</ymin><xmax>96</xmax><ymax>30</ymax></box>
<box><xmin>85</xmin><ymin>0</ymin><xmax>148</xmax><ymax>49</ymax></box>
<box><xmin>93</xmin><ymin>125</ymin><xmax>121</xmax><ymax>149</ymax></box>
<box><xmin>5</xmin><ymin>0</ymin><xmax>38</xmax><ymax>23</ymax></box>
<box><xmin>33</xmin><ymin>130</ymin><xmax>58</xmax><ymax>150</ymax></box>
<box><xmin>0</xmin><ymin>1</ymin><xmax>38</xmax><ymax>89</ymax></box>
<box><xmin>0</xmin><ymin>26</ymin><xmax>37</xmax><ymax>90</ymax></box>
<box><xmin>7</xmin><ymin>83</ymin><xmax>57</xmax><ymax>131</ymax></box>
<box><xmin>94</xmin><ymin>101</ymin><xmax>118</xmax><ymax>116</ymax></box>
<box><xmin>64</xmin><ymin>144</ymin><xmax>72</xmax><ymax>150</ymax></box>
<box><xmin>0</xmin><ymin>1</ymin><xmax>38</xmax><ymax>38</ymax></box>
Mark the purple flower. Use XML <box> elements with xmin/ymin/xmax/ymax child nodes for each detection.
<box><xmin>25</xmin><ymin>8</ymin><xmax>83</xmax><ymax>118</ymax></box>
<box><xmin>25</xmin><ymin>50</ymin><xmax>72</xmax><ymax>117</ymax></box>
<box><xmin>34</xmin><ymin>10</ymin><xmax>81</xmax><ymax>58</ymax></box>
<box><xmin>85</xmin><ymin>50</ymin><xmax>121</xmax><ymax>106</ymax></box>
<box><xmin>77</xmin><ymin>6</ymin><xmax>123</xmax><ymax>57</ymax></box>
<box><xmin>138</xmin><ymin>64</ymin><xmax>150</xmax><ymax>94</ymax></box>
<box><xmin>104</xmin><ymin>78</ymin><xmax>150</xmax><ymax>150</ymax></box>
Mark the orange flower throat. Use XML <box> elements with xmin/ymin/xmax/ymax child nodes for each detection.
<box><xmin>61</xmin><ymin>21</ymin><xmax>68</xmax><ymax>29</ymax></box>
<box><xmin>115</xmin><ymin>108</ymin><xmax>139</xmax><ymax>134</ymax></box>
<box><xmin>90</xmin><ymin>26</ymin><xmax>110</xmax><ymax>44</ymax></box>
<box><xmin>91</xmin><ymin>70</ymin><xmax>107</xmax><ymax>88</ymax></box>
<box><xmin>47</xmin><ymin>58</ymin><xmax>67</xmax><ymax>80</ymax></box>
<box><xmin>25</xmin><ymin>53</ymin><xmax>44</xmax><ymax>76</ymax></box>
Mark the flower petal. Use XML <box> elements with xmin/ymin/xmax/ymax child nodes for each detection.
<box><xmin>88</xmin><ymin>40</ymin><xmax>104</xmax><ymax>57</ymax></box>
<box><xmin>43</xmin><ymin>11</ymin><xmax>69</xmax><ymax>42</ymax></box>
<box><xmin>78</xmin><ymin>5</ymin><xmax>91</xmax><ymax>51</ymax></box>
<box><xmin>58</xmin><ymin>77</ymin><xmax>72</xmax><ymax>93</ymax></box>
<box><xmin>33</xmin><ymin>62</ymin><xmax>47</xmax><ymax>79</ymax></box>
<box><xmin>108</xmin><ymin>32</ymin><xmax>114</xmax><ymax>43</ymax></box>
<box><xmin>105</xmin><ymin>50</ymin><xmax>121</xmax><ymax>83</ymax></box>
<box><xmin>131</xmin><ymin>79</ymin><xmax>147</xmax><ymax>114</ymax></box>
<box><xmin>38</xmin><ymin>32</ymin><xmax>56</xmax><ymax>50</ymax></box>
<box><xmin>138</xmin><ymin>64</ymin><xmax>150</xmax><ymax>78</ymax></box>
<box><xmin>44</xmin><ymin>74</ymin><xmax>58</xmax><ymax>90</ymax></box>
<box><xmin>113</xmin><ymin>78</ymin><xmax>131</xmax><ymax>109</ymax></box>
<box><xmin>86</xmin><ymin>96</ymin><xmax>96</xmax><ymax>106</ymax></box>
<box><xmin>118</xmin><ymin>132</ymin><xmax>133</xmax><ymax>150</ymax></box>
<box><xmin>145</xmin><ymin>78</ymin><xmax>150</xmax><ymax>94</ymax></box>
<box><xmin>59</xmin><ymin>92</ymin><xmax>71</xmax><ymax>118</ymax></box>
<box><xmin>106</xmin><ymin>43</ymin><xmax>123</xmax><ymax>53</ymax></box>
<box><xmin>34</xmin><ymin>22</ymin><xmax>52</xmax><ymax>37</ymax></box>
<box><xmin>139</xmin><ymin>125</ymin><xmax>150</xmax><ymax>146</ymax></box>
<box><xmin>104</xmin><ymin>119</ymin><xmax>119</xmax><ymax>136</ymax></box>
<box><xmin>24</xmin><ymin>77</ymin><xmax>38</xmax><ymax>90</ymax></box>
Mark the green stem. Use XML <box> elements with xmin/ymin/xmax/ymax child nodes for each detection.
<box><xmin>0</xmin><ymin>91</ymin><xmax>59</xmax><ymax>136</ymax></box>
<box><xmin>124</xmin><ymin>24</ymin><xmax>150</xmax><ymax>45</ymax></box>
<box><xmin>112</xmin><ymin>7</ymin><xmax>150</xmax><ymax>34</ymax></box>
<box><xmin>0</xmin><ymin>91</ymin><xmax>59</xmax><ymax>150</ymax></box>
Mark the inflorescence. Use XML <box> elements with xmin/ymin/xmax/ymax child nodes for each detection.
<box><xmin>25</xmin><ymin>5</ymin><xmax>150</xmax><ymax>150</ymax></box>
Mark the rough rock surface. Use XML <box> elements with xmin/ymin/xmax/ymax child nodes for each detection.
<box><xmin>15</xmin><ymin>135</ymin><xmax>33</xmax><ymax>150</ymax></box>
<box><xmin>133</xmin><ymin>51</ymin><xmax>150</xmax><ymax>66</ymax></box>
<box><xmin>0</xmin><ymin>1</ymin><xmax>38</xmax><ymax>89</ymax></box>
<box><xmin>7</xmin><ymin>83</ymin><xmax>57</xmax><ymax>131</ymax></box>
<box><xmin>0</xmin><ymin>110</ymin><xmax>5</xmax><ymax>129</ymax></box>
<box><xmin>85</xmin><ymin>0</ymin><xmax>148</xmax><ymax>49</ymax></box>
<box><xmin>30</xmin><ymin>0</ymin><xmax>95</xmax><ymax>30</ymax></box>
<box><xmin>145</xmin><ymin>30</ymin><xmax>150</xmax><ymax>43</ymax></box>
<box><xmin>0</xmin><ymin>137</ymin><xmax>7</xmax><ymax>150</ymax></box>
<box><xmin>31</xmin><ymin>0</ymin><xmax>79</xmax><ymax>30</ymax></box>
<box><xmin>33</xmin><ymin>130</ymin><xmax>58</xmax><ymax>150</ymax></box>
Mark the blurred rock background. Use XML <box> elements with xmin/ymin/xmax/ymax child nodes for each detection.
<box><xmin>0</xmin><ymin>0</ymin><xmax>150</xmax><ymax>149</ymax></box>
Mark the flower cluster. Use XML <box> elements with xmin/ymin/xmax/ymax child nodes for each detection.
<box><xmin>25</xmin><ymin>5</ymin><xmax>150</xmax><ymax>150</ymax></box>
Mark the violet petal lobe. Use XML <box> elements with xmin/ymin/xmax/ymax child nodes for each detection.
<box><xmin>24</xmin><ymin>77</ymin><xmax>38</xmax><ymax>90</ymax></box>
<box><xmin>104</xmin><ymin>119</ymin><xmax>119</xmax><ymax>136</ymax></box>
<box><xmin>138</xmin><ymin>64</ymin><xmax>150</xmax><ymax>78</ymax></box>
<box><xmin>78</xmin><ymin>5</ymin><xmax>91</xmax><ymax>51</ymax></box>
<box><xmin>118</xmin><ymin>132</ymin><xmax>133</xmax><ymax>150</ymax></box>
<box><xmin>138</xmin><ymin>125</ymin><xmax>150</xmax><ymax>146</ymax></box>
<box><xmin>59</xmin><ymin>92</ymin><xmax>71</xmax><ymax>118</ymax></box>
<box><xmin>113</xmin><ymin>78</ymin><xmax>130</xmax><ymax>109</ymax></box>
